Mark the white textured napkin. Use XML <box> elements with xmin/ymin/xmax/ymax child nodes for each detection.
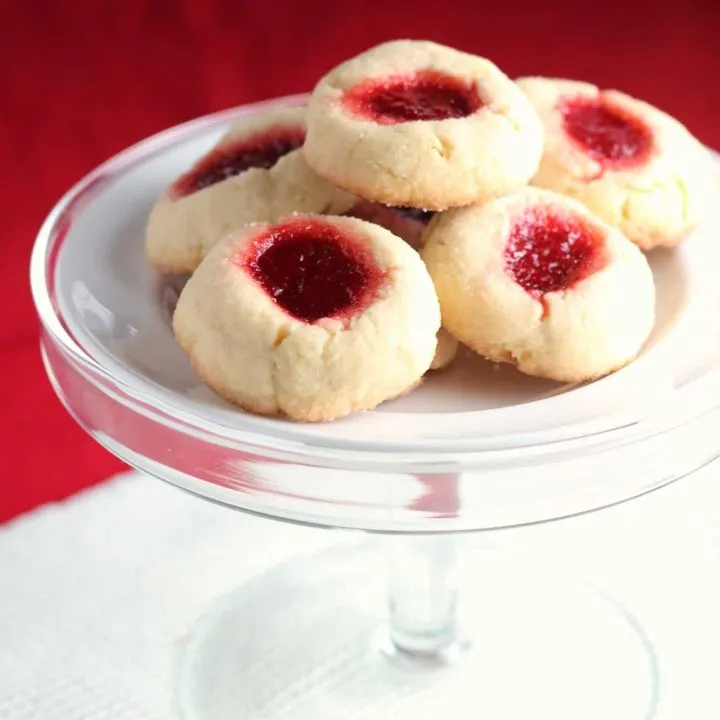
<box><xmin>1</xmin><ymin>466</ymin><xmax>720</xmax><ymax>720</ymax></box>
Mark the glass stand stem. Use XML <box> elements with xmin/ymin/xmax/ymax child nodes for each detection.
<box><xmin>386</xmin><ymin>533</ymin><xmax>465</xmax><ymax>662</ymax></box>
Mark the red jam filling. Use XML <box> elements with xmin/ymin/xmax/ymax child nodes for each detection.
<box><xmin>504</xmin><ymin>207</ymin><xmax>605</xmax><ymax>303</ymax></box>
<box><xmin>242</xmin><ymin>219</ymin><xmax>384</xmax><ymax>323</ymax></box>
<box><xmin>342</xmin><ymin>70</ymin><xmax>482</xmax><ymax>125</ymax></box>
<box><xmin>560</xmin><ymin>97</ymin><xmax>653</xmax><ymax>170</ymax></box>
<box><xmin>171</xmin><ymin>125</ymin><xmax>305</xmax><ymax>198</ymax></box>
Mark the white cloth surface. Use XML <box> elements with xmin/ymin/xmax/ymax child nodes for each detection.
<box><xmin>1</xmin><ymin>467</ymin><xmax>720</xmax><ymax>719</ymax></box>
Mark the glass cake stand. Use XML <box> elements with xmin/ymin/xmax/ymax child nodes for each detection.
<box><xmin>30</xmin><ymin>95</ymin><xmax>720</xmax><ymax>719</ymax></box>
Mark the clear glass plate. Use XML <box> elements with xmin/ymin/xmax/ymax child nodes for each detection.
<box><xmin>31</xmin><ymin>93</ymin><xmax>720</xmax><ymax>531</ymax></box>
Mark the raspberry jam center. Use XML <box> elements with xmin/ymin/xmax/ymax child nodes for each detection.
<box><xmin>243</xmin><ymin>219</ymin><xmax>384</xmax><ymax>323</ymax></box>
<box><xmin>343</xmin><ymin>70</ymin><xmax>482</xmax><ymax>124</ymax></box>
<box><xmin>505</xmin><ymin>207</ymin><xmax>605</xmax><ymax>299</ymax></box>
<box><xmin>560</xmin><ymin>98</ymin><xmax>653</xmax><ymax>169</ymax></box>
<box><xmin>172</xmin><ymin>125</ymin><xmax>305</xmax><ymax>198</ymax></box>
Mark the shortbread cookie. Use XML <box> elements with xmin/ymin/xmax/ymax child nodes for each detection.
<box><xmin>173</xmin><ymin>214</ymin><xmax>441</xmax><ymax>421</ymax></box>
<box><xmin>146</xmin><ymin>107</ymin><xmax>355</xmax><ymax>274</ymax></box>
<box><xmin>305</xmin><ymin>40</ymin><xmax>544</xmax><ymax>210</ymax></box>
<box><xmin>422</xmin><ymin>187</ymin><xmax>655</xmax><ymax>383</ymax></box>
<box><xmin>517</xmin><ymin>77</ymin><xmax>714</xmax><ymax>250</ymax></box>
<box><xmin>340</xmin><ymin>200</ymin><xmax>456</xmax><ymax>370</ymax></box>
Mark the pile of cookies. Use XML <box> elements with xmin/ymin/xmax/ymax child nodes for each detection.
<box><xmin>147</xmin><ymin>40</ymin><xmax>714</xmax><ymax>422</ymax></box>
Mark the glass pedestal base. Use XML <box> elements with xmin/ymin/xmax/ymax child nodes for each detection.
<box><xmin>177</xmin><ymin>543</ymin><xmax>657</xmax><ymax>720</ymax></box>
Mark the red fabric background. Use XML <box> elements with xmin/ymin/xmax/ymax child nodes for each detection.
<box><xmin>1</xmin><ymin>0</ymin><xmax>718</xmax><ymax>522</ymax></box>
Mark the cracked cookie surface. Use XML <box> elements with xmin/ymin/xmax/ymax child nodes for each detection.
<box><xmin>517</xmin><ymin>77</ymin><xmax>714</xmax><ymax>250</ymax></box>
<box><xmin>304</xmin><ymin>40</ymin><xmax>544</xmax><ymax>210</ymax></box>
<box><xmin>173</xmin><ymin>214</ymin><xmax>440</xmax><ymax>421</ymax></box>
<box><xmin>421</xmin><ymin>187</ymin><xmax>656</xmax><ymax>382</ymax></box>
<box><xmin>146</xmin><ymin>106</ymin><xmax>355</xmax><ymax>274</ymax></box>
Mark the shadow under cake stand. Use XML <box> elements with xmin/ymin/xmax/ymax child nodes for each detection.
<box><xmin>31</xmin><ymin>95</ymin><xmax>720</xmax><ymax>719</ymax></box>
